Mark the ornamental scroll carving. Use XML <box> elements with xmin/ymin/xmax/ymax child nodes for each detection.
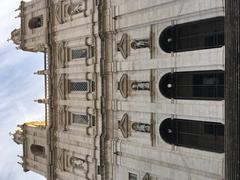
<box><xmin>57</xmin><ymin>41</ymin><xmax>66</xmax><ymax>68</ymax></box>
<box><xmin>58</xmin><ymin>106</ymin><xmax>66</xmax><ymax>130</ymax></box>
<box><xmin>70</xmin><ymin>156</ymin><xmax>85</xmax><ymax>169</ymax></box>
<box><xmin>69</xmin><ymin>3</ymin><xmax>85</xmax><ymax>15</ymax></box>
<box><xmin>57</xmin><ymin>74</ymin><xmax>65</xmax><ymax>100</ymax></box>
<box><xmin>55</xmin><ymin>0</ymin><xmax>87</xmax><ymax>24</ymax></box>
<box><xmin>57</xmin><ymin>149</ymin><xmax>64</xmax><ymax>171</ymax></box>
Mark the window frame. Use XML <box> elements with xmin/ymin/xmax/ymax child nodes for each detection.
<box><xmin>159</xmin><ymin>118</ymin><xmax>224</xmax><ymax>153</ymax></box>
<box><xmin>159</xmin><ymin>70</ymin><xmax>224</xmax><ymax>100</ymax></box>
<box><xmin>70</xmin><ymin>112</ymin><xmax>96</xmax><ymax>127</ymax></box>
<box><xmin>69</xmin><ymin>80</ymin><xmax>90</xmax><ymax>93</ymax></box>
<box><xmin>28</xmin><ymin>15</ymin><xmax>43</xmax><ymax>29</ymax></box>
<box><xmin>30</xmin><ymin>144</ymin><xmax>45</xmax><ymax>157</ymax></box>
<box><xmin>72</xmin><ymin>114</ymin><xmax>89</xmax><ymax>125</ymax></box>
<box><xmin>70</xmin><ymin>48</ymin><xmax>88</xmax><ymax>60</ymax></box>
<box><xmin>159</xmin><ymin>16</ymin><xmax>224</xmax><ymax>53</ymax></box>
<box><xmin>128</xmin><ymin>172</ymin><xmax>138</xmax><ymax>180</ymax></box>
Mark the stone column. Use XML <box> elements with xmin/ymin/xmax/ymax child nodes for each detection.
<box><xmin>225</xmin><ymin>1</ymin><xmax>240</xmax><ymax>179</ymax></box>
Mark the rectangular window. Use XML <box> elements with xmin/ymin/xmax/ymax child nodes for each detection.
<box><xmin>70</xmin><ymin>82</ymin><xmax>88</xmax><ymax>92</ymax></box>
<box><xmin>72</xmin><ymin>114</ymin><xmax>89</xmax><ymax>125</ymax></box>
<box><xmin>129</xmin><ymin>173</ymin><xmax>137</xmax><ymax>180</ymax></box>
<box><xmin>175</xmin><ymin>119</ymin><xmax>224</xmax><ymax>153</ymax></box>
<box><xmin>71</xmin><ymin>49</ymin><xmax>87</xmax><ymax>59</ymax></box>
<box><xmin>174</xmin><ymin>70</ymin><xmax>224</xmax><ymax>100</ymax></box>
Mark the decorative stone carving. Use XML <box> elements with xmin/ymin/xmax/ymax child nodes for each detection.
<box><xmin>57</xmin><ymin>42</ymin><xmax>66</xmax><ymax>68</ymax></box>
<box><xmin>69</xmin><ymin>3</ymin><xmax>85</xmax><ymax>15</ymax></box>
<box><xmin>70</xmin><ymin>156</ymin><xmax>85</xmax><ymax>169</ymax></box>
<box><xmin>55</xmin><ymin>1</ymin><xmax>86</xmax><ymax>24</ymax></box>
<box><xmin>85</xmin><ymin>37</ymin><xmax>94</xmax><ymax>46</ymax></box>
<box><xmin>57</xmin><ymin>149</ymin><xmax>64</xmax><ymax>171</ymax></box>
<box><xmin>131</xmin><ymin>39</ymin><xmax>150</xmax><ymax>49</ymax></box>
<box><xmin>132</xmin><ymin>122</ymin><xmax>151</xmax><ymax>133</ymax></box>
<box><xmin>58</xmin><ymin>106</ymin><xmax>66</xmax><ymax>130</ymax></box>
<box><xmin>118</xmin><ymin>113</ymin><xmax>130</xmax><ymax>138</ymax></box>
<box><xmin>131</xmin><ymin>81</ymin><xmax>150</xmax><ymax>91</ymax></box>
<box><xmin>118</xmin><ymin>74</ymin><xmax>128</xmax><ymax>98</ymax></box>
<box><xmin>57</xmin><ymin>75</ymin><xmax>65</xmax><ymax>100</ymax></box>
<box><xmin>55</xmin><ymin>2</ymin><xmax>71</xmax><ymax>24</ymax></box>
<box><xmin>55</xmin><ymin>3</ymin><xmax>63</xmax><ymax>24</ymax></box>
<box><xmin>143</xmin><ymin>173</ymin><xmax>151</xmax><ymax>180</ymax></box>
<box><xmin>10</xmin><ymin>127</ymin><xmax>23</xmax><ymax>145</ymax></box>
<box><xmin>117</xmin><ymin>34</ymin><xmax>129</xmax><ymax>59</ymax></box>
<box><xmin>11</xmin><ymin>28</ymin><xmax>21</xmax><ymax>45</ymax></box>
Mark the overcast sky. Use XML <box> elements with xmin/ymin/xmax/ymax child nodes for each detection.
<box><xmin>0</xmin><ymin>0</ymin><xmax>46</xmax><ymax>179</ymax></box>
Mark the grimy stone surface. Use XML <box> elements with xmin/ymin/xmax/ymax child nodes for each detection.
<box><xmin>10</xmin><ymin>0</ymin><xmax>226</xmax><ymax>180</ymax></box>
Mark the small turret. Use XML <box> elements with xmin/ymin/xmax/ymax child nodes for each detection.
<box><xmin>10</xmin><ymin>121</ymin><xmax>48</xmax><ymax>176</ymax></box>
<box><xmin>10</xmin><ymin>0</ymin><xmax>48</xmax><ymax>52</ymax></box>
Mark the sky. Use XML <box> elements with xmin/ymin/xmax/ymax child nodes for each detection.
<box><xmin>0</xmin><ymin>0</ymin><xmax>46</xmax><ymax>179</ymax></box>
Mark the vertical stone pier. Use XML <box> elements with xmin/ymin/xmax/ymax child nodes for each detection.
<box><xmin>225</xmin><ymin>1</ymin><xmax>240</xmax><ymax>179</ymax></box>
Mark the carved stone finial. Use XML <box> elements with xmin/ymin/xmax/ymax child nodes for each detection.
<box><xmin>34</xmin><ymin>70</ymin><xmax>49</xmax><ymax>75</ymax></box>
<box><xmin>34</xmin><ymin>99</ymin><xmax>49</xmax><ymax>104</ymax></box>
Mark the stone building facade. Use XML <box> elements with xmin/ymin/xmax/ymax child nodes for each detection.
<box><xmin>10</xmin><ymin>0</ymin><xmax>228</xmax><ymax>180</ymax></box>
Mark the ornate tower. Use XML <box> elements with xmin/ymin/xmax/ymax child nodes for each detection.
<box><xmin>11</xmin><ymin>121</ymin><xmax>48</xmax><ymax>177</ymax></box>
<box><xmin>11</xmin><ymin>0</ymin><xmax>48</xmax><ymax>52</ymax></box>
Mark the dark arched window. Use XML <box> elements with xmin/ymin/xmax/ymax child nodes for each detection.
<box><xmin>28</xmin><ymin>16</ymin><xmax>43</xmax><ymax>29</ymax></box>
<box><xmin>160</xmin><ymin>118</ymin><xmax>224</xmax><ymax>153</ymax></box>
<box><xmin>30</xmin><ymin>144</ymin><xmax>45</xmax><ymax>156</ymax></box>
<box><xmin>159</xmin><ymin>70</ymin><xmax>224</xmax><ymax>100</ymax></box>
<box><xmin>159</xmin><ymin>16</ymin><xmax>224</xmax><ymax>53</ymax></box>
